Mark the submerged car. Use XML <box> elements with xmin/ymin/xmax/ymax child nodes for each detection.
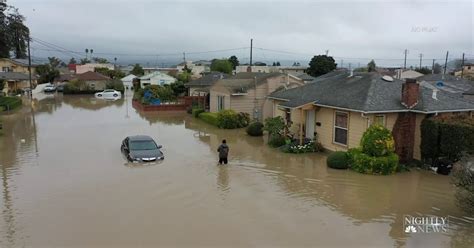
<box><xmin>95</xmin><ymin>89</ymin><xmax>121</xmax><ymax>99</ymax></box>
<box><xmin>121</xmin><ymin>135</ymin><xmax>164</xmax><ymax>162</ymax></box>
<box><xmin>43</xmin><ymin>84</ymin><xmax>56</xmax><ymax>93</ymax></box>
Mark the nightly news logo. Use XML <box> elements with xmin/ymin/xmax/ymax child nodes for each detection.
<box><xmin>404</xmin><ymin>215</ymin><xmax>449</xmax><ymax>233</ymax></box>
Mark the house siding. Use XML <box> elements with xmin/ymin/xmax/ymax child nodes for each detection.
<box><xmin>209</xmin><ymin>75</ymin><xmax>303</xmax><ymax>120</ymax></box>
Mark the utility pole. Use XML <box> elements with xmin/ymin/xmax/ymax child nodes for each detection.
<box><xmin>183</xmin><ymin>52</ymin><xmax>186</xmax><ymax>63</ymax></box>
<box><xmin>325</xmin><ymin>50</ymin><xmax>329</xmax><ymax>56</ymax></box>
<box><xmin>444</xmin><ymin>51</ymin><xmax>449</xmax><ymax>75</ymax></box>
<box><xmin>419</xmin><ymin>53</ymin><xmax>423</xmax><ymax>69</ymax></box>
<box><xmin>432</xmin><ymin>59</ymin><xmax>435</xmax><ymax>74</ymax></box>
<box><xmin>403</xmin><ymin>49</ymin><xmax>408</xmax><ymax>69</ymax></box>
<box><xmin>250</xmin><ymin>39</ymin><xmax>253</xmax><ymax>66</ymax></box>
<box><xmin>27</xmin><ymin>37</ymin><xmax>32</xmax><ymax>97</ymax></box>
<box><xmin>461</xmin><ymin>53</ymin><xmax>465</xmax><ymax>78</ymax></box>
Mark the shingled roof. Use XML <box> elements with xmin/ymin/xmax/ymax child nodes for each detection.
<box><xmin>0</xmin><ymin>72</ymin><xmax>36</xmax><ymax>80</ymax></box>
<box><xmin>185</xmin><ymin>72</ymin><xmax>229</xmax><ymax>87</ymax></box>
<box><xmin>213</xmin><ymin>72</ymin><xmax>287</xmax><ymax>93</ymax></box>
<box><xmin>269</xmin><ymin>70</ymin><xmax>474</xmax><ymax>114</ymax></box>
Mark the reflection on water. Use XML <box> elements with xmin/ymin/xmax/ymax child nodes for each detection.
<box><xmin>0</xmin><ymin>94</ymin><xmax>472</xmax><ymax>247</ymax></box>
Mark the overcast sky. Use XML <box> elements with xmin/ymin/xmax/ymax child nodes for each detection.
<box><xmin>10</xmin><ymin>0</ymin><xmax>474</xmax><ymax>66</ymax></box>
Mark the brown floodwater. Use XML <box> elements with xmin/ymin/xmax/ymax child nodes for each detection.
<box><xmin>0</xmin><ymin>94</ymin><xmax>473</xmax><ymax>248</ymax></box>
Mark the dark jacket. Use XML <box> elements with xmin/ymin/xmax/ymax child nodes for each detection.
<box><xmin>217</xmin><ymin>144</ymin><xmax>229</xmax><ymax>159</ymax></box>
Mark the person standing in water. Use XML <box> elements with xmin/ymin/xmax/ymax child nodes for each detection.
<box><xmin>217</xmin><ymin>139</ymin><xmax>229</xmax><ymax>165</ymax></box>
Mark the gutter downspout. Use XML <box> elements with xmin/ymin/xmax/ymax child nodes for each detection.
<box><xmin>361</xmin><ymin>112</ymin><xmax>370</xmax><ymax>127</ymax></box>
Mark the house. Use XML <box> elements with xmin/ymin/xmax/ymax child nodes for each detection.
<box><xmin>176</xmin><ymin>61</ymin><xmax>211</xmax><ymax>78</ymax></box>
<box><xmin>235</xmin><ymin>65</ymin><xmax>273</xmax><ymax>73</ymax></box>
<box><xmin>74</xmin><ymin>71</ymin><xmax>111</xmax><ymax>90</ymax></box>
<box><xmin>121</xmin><ymin>74</ymin><xmax>137</xmax><ymax>90</ymax></box>
<box><xmin>454</xmin><ymin>64</ymin><xmax>474</xmax><ymax>78</ymax></box>
<box><xmin>75</xmin><ymin>63</ymin><xmax>114</xmax><ymax>74</ymax></box>
<box><xmin>0</xmin><ymin>58</ymin><xmax>38</xmax><ymax>75</ymax></box>
<box><xmin>288</xmin><ymin>72</ymin><xmax>315</xmax><ymax>83</ymax></box>
<box><xmin>0</xmin><ymin>72</ymin><xmax>37</xmax><ymax>94</ymax></box>
<box><xmin>209</xmin><ymin>72</ymin><xmax>305</xmax><ymax>120</ymax></box>
<box><xmin>185</xmin><ymin>72</ymin><xmax>229</xmax><ymax>96</ymax></box>
<box><xmin>267</xmin><ymin>70</ymin><xmax>474</xmax><ymax>162</ymax></box>
<box><xmin>394</xmin><ymin>69</ymin><xmax>424</xmax><ymax>79</ymax></box>
<box><xmin>416</xmin><ymin>74</ymin><xmax>474</xmax><ymax>101</ymax></box>
<box><xmin>143</xmin><ymin>67</ymin><xmax>178</xmax><ymax>76</ymax></box>
<box><xmin>139</xmin><ymin>71</ymin><xmax>177</xmax><ymax>88</ymax></box>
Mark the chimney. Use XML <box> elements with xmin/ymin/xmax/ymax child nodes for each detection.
<box><xmin>401</xmin><ymin>78</ymin><xmax>419</xmax><ymax>108</ymax></box>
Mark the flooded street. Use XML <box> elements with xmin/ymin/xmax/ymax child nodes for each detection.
<box><xmin>0</xmin><ymin>94</ymin><xmax>473</xmax><ymax>248</ymax></box>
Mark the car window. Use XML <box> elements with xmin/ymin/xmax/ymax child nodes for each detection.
<box><xmin>129</xmin><ymin>140</ymin><xmax>157</xmax><ymax>150</ymax></box>
<box><xmin>104</xmin><ymin>89</ymin><xmax>114</xmax><ymax>92</ymax></box>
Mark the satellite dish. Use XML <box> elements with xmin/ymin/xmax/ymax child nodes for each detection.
<box><xmin>382</xmin><ymin>75</ymin><xmax>394</xmax><ymax>82</ymax></box>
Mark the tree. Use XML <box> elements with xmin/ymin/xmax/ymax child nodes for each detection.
<box><xmin>7</xmin><ymin>7</ymin><xmax>29</xmax><ymax>59</ymax></box>
<box><xmin>433</xmin><ymin>63</ymin><xmax>442</xmax><ymax>74</ymax></box>
<box><xmin>0</xmin><ymin>79</ymin><xmax>5</xmax><ymax>91</ymax></box>
<box><xmin>307</xmin><ymin>55</ymin><xmax>337</xmax><ymax>77</ymax></box>
<box><xmin>168</xmin><ymin>81</ymin><xmax>187</xmax><ymax>97</ymax></box>
<box><xmin>415</xmin><ymin>67</ymin><xmax>431</xmax><ymax>75</ymax></box>
<box><xmin>276</xmin><ymin>61</ymin><xmax>281</xmax><ymax>66</ymax></box>
<box><xmin>367</xmin><ymin>60</ymin><xmax>376</xmax><ymax>72</ymax></box>
<box><xmin>272</xmin><ymin>62</ymin><xmax>276</xmax><ymax>66</ymax></box>
<box><xmin>48</xmin><ymin>57</ymin><xmax>62</xmax><ymax>68</ymax></box>
<box><xmin>0</xmin><ymin>0</ymin><xmax>9</xmax><ymax>58</ymax></box>
<box><xmin>177</xmin><ymin>71</ymin><xmax>191</xmax><ymax>83</ymax></box>
<box><xmin>92</xmin><ymin>57</ymin><xmax>108</xmax><ymax>63</ymax></box>
<box><xmin>228</xmin><ymin>55</ymin><xmax>239</xmax><ymax>70</ymax></box>
<box><xmin>80</xmin><ymin>58</ymin><xmax>90</xmax><ymax>65</ymax></box>
<box><xmin>210</xmin><ymin>59</ymin><xmax>233</xmax><ymax>74</ymax></box>
<box><xmin>130</xmin><ymin>63</ymin><xmax>144</xmax><ymax>76</ymax></box>
<box><xmin>36</xmin><ymin>64</ymin><xmax>59</xmax><ymax>84</ymax></box>
<box><xmin>68</xmin><ymin>57</ymin><xmax>77</xmax><ymax>65</ymax></box>
<box><xmin>95</xmin><ymin>67</ymin><xmax>125</xmax><ymax>79</ymax></box>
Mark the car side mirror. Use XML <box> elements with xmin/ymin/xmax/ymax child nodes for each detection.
<box><xmin>157</xmin><ymin>145</ymin><xmax>162</xmax><ymax>149</ymax></box>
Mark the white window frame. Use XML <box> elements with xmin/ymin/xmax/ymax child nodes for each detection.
<box><xmin>333</xmin><ymin>111</ymin><xmax>349</xmax><ymax>146</ymax></box>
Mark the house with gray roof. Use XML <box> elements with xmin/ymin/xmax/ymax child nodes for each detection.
<box><xmin>268</xmin><ymin>70</ymin><xmax>474</xmax><ymax>162</ymax></box>
<box><xmin>209</xmin><ymin>72</ymin><xmax>304</xmax><ymax>120</ymax></box>
<box><xmin>184</xmin><ymin>72</ymin><xmax>229</xmax><ymax>96</ymax></box>
<box><xmin>416</xmin><ymin>74</ymin><xmax>474</xmax><ymax>101</ymax></box>
<box><xmin>0</xmin><ymin>71</ymin><xmax>37</xmax><ymax>94</ymax></box>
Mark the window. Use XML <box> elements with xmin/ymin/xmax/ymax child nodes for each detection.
<box><xmin>373</xmin><ymin>115</ymin><xmax>385</xmax><ymax>126</ymax></box>
<box><xmin>334</xmin><ymin>111</ymin><xmax>348</xmax><ymax>145</ymax></box>
<box><xmin>217</xmin><ymin>95</ymin><xmax>225</xmax><ymax>111</ymax></box>
<box><xmin>90</xmin><ymin>83</ymin><xmax>95</xmax><ymax>89</ymax></box>
<box><xmin>2</xmin><ymin>67</ymin><xmax>10</xmax><ymax>72</ymax></box>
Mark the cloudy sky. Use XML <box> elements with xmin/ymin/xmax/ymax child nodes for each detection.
<box><xmin>10</xmin><ymin>0</ymin><xmax>474</xmax><ymax>66</ymax></box>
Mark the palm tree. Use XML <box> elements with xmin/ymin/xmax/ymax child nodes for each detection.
<box><xmin>85</xmin><ymin>48</ymin><xmax>89</xmax><ymax>59</ymax></box>
<box><xmin>90</xmin><ymin>49</ymin><xmax>93</xmax><ymax>58</ymax></box>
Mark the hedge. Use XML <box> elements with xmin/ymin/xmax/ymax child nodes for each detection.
<box><xmin>268</xmin><ymin>134</ymin><xmax>286</xmax><ymax>148</ymax></box>
<box><xmin>349</xmin><ymin>148</ymin><xmax>399</xmax><ymax>175</ymax></box>
<box><xmin>246</xmin><ymin>121</ymin><xmax>264</xmax><ymax>136</ymax></box>
<box><xmin>192</xmin><ymin>108</ymin><xmax>205</xmax><ymax>118</ymax></box>
<box><xmin>216</xmin><ymin>110</ymin><xmax>250</xmax><ymax>129</ymax></box>
<box><xmin>198</xmin><ymin>112</ymin><xmax>219</xmax><ymax>126</ymax></box>
<box><xmin>0</xmin><ymin>96</ymin><xmax>22</xmax><ymax>111</ymax></box>
<box><xmin>327</xmin><ymin>151</ymin><xmax>350</xmax><ymax>169</ymax></box>
<box><xmin>421</xmin><ymin>117</ymin><xmax>474</xmax><ymax>164</ymax></box>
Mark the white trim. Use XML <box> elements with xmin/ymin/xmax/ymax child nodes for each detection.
<box><xmin>267</xmin><ymin>96</ymin><xmax>290</xmax><ymax>102</ymax></box>
<box><xmin>231</xmin><ymin>93</ymin><xmax>248</xmax><ymax>96</ymax></box>
<box><xmin>333</xmin><ymin>111</ymin><xmax>349</xmax><ymax>146</ymax></box>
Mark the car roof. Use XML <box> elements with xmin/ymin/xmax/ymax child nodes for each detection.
<box><xmin>127</xmin><ymin>135</ymin><xmax>155</xmax><ymax>141</ymax></box>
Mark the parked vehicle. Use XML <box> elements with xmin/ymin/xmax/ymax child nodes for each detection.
<box><xmin>121</xmin><ymin>135</ymin><xmax>164</xmax><ymax>162</ymax></box>
<box><xmin>56</xmin><ymin>84</ymin><xmax>65</xmax><ymax>92</ymax></box>
<box><xmin>43</xmin><ymin>84</ymin><xmax>56</xmax><ymax>93</ymax></box>
<box><xmin>95</xmin><ymin>89</ymin><xmax>121</xmax><ymax>99</ymax></box>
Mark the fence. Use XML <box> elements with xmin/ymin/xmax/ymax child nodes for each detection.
<box><xmin>132</xmin><ymin>96</ymin><xmax>206</xmax><ymax>112</ymax></box>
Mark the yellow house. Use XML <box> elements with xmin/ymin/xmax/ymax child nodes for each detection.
<box><xmin>209</xmin><ymin>72</ymin><xmax>304</xmax><ymax>121</ymax></box>
<box><xmin>268</xmin><ymin>70</ymin><xmax>474</xmax><ymax>162</ymax></box>
<box><xmin>0</xmin><ymin>58</ymin><xmax>37</xmax><ymax>75</ymax></box>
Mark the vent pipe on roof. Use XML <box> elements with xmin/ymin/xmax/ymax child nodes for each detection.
<box><xmin>432</xmin><ymin>89</ymin><xmax>438</xmax><ymax>100</ymax></box>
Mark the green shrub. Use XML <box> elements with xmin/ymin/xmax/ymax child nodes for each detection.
<box><xmin>349</xmin><ymin>148</ymin><xmax>399</xmax><ymax>175</ymax></box>
<box><xmin>199</xmin><ymin>112</ymin><xmax>219</xmax><ymax>126</ymax></box>
<box><xmin>0</xmin><ymin>96</ymin><xmax>22</xmax><ymax>110</ymax></box>
<box><xmin>282</xmin><ymin>140</ymin><xmax>317</xmax><ymax>153</ymax></box>
<box><xmin>192</xmin><ymin>108</ymin><xmax>205</xmax><ymax>118</ymax></box>
<box><xmin>106</xmin><ymin>79</ymin><xmax>125</xmax><ymax>93</ymax></box>
<box><xmin>452</xmin><ymin>155</ymin><xmax>474</xmax><ymax>215</ymax></box>
<box><xmin>246</xmin><ymin>122</ymin><xmax>264</xmax><ymax>136</ymax></box>
<box><xmin>420</xmin><ymin>117</ymin><xmax>474</xmax><ymax>164</ymax></box>
<box><xmin>216</xmin><ymin>110</ymin><xmax>241</xmax><ymax>129</ymax></box>
<box><xmin>264</xmin><ymin>116</ymin><xmax>285</xmax><ymax>136</ymax></box>
<box><xmin>237</xmin><ymin>112</ymin><xmax>250</xmax><ymax>127</ymax></box>
<box><xmin>268</xmin><ymin>134</ymin><xmax>286</xmax><ymax>148</ymax></box>
<box><xmin>360</xmin><ymin>124</ymin><xmax>395</xmax><ymax>157</ymax></box>
<box><xmin>327</xmin><ymin>151</ymin><xmax>350</xmax><ymax>169</ymax></box>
